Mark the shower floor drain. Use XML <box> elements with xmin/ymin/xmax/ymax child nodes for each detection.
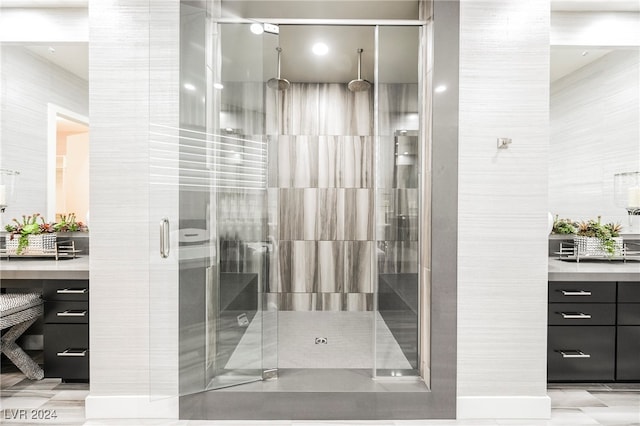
<box><xmin>315</xmin><ymin>337</ymin><xmax>328</xmax><ymax>344</ymax></box>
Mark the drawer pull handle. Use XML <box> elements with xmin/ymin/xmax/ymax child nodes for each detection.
<box><xmin>57</xmin><ymin>349</ymin><xmax>87</xmax><ymax>357</ymax></box>
<box><xmin>57</xmin><ymin>288</ymin><xmax>88</xmax><ymax>294</ymax></box>
<box><xmin>561</xmin><ymin>290</ymin><xmax>591</xmax><ymax>296</ymax></box>
<box><xmin>560</xmin><ymin>312</ymin><xmax>591</xmax><ymax>319</ymax></box>
<box><xmin>558</xmin><ymin>350</ymin><xmax>591</xmax><ymax>358</ymax></box>
<box><xmin>57</xmin><ymin>310</ymin><xmax>87</xmax><ymax>317</ymax></box>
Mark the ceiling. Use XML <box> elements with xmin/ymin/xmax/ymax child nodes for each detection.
<box><xmin>551</xmin><ymin>0</ymin><xmax>640</xmax><ymax>12</ymax></box>
<box><xmin>25</xmin><ymin>44</ymin><xmax>88</xmax><ymax>80</ymax></box>
<box><xmin>6</xmin><ymin>1</ymin><xmax>639</xmax><ymax>86</ymax></box>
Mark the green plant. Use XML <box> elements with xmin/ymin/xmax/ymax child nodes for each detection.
<box><xmin>576</xmin><ymin>216</ymin><xmax>620</xmax><ymax>256</ymax></box>
<box><xmin>53</xmin><ymin>213</ymin><xmax>82</xmax><ymax>232</ymax></box>
<box><xmin>552</xmin><ymin>215</ymin><xmax>577</xmax><ymax>235</ymax></box>
<box><xmin>4</xmin><ymin>212</ymin><xmax>86</xmax><ymax>254</ymax></box>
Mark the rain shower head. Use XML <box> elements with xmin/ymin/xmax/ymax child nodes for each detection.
<box><xmin>267</xmin><ymin>47</ymin><xmax>290</xmax><ymax>91</ymax></box>
<box><xmin>347</xmin><ymin>48</ymin><xmax>371</xmax><ymax>92</ymax></box>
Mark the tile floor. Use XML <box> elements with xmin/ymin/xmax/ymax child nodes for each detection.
<box><xmin>2</xmin><ymin>357</ymin><xmax>639</xmax><ymax>425</ymax></box>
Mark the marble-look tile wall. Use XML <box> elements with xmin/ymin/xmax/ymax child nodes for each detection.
<box><xmin>219</xmin><ymin>82</ymin><xmax>419</xmax><ymax>311</ymax></box>
<box><xmin>269</xmin><ymin>83</ymin><xmax>375</xmax><ymax>310</ymax></box>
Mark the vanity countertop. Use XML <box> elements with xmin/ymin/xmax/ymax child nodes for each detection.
<box><xmin>0</xmin><ymin>256</ymin><xmax>89</xmax><ymax>281</ymax></box>
<box><xmin>548</xmin><ymin>257</ymin><xmax>640</xmax><ymax>282</ymax></box>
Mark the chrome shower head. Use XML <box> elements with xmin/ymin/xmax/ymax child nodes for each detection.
<box><xmin>267</xmin><ymin>47</ymin><xmax>290</xmax><ymax>91</ymax></box>
<box><xmin>348</xmin><ymin>48</ymin><xmax>371</xmax><ymax>92</ymax></box>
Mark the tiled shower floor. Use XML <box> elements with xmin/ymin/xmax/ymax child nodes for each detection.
<box><xmin>225</xmin><ymin>311</ymin><xmax>413</xmax><ymax>370</ymax></box>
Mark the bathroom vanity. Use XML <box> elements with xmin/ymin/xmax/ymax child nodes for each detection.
<box><xmin>548</xmin><ymin>258</ymin><xmax>640</xmax><ymax>382</ymax></box>
<box><xmin>0</xmin><ymin>256</ymin><xmax>90</xmax><ymax>381</ymax></box>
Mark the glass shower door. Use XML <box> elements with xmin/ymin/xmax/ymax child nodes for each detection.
<box><xmin>149</xmin><ymin>6</ymin><xmax>277</xmax><ymax>399</ymax></box>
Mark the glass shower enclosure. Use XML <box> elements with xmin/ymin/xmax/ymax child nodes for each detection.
<box><xmin>149</xmin><ymin>1</ymin><xmax>424</xmax><ymax>401</ymax></box>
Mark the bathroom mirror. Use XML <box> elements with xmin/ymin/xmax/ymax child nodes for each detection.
<box><xmin>549</xmin><ymin>21</ymin><xmax>640</xmax><ymax>231</ymax></box>
<box><xmin>0</xmin><ymin>42</ymin><xmax>88</xmax><ymax>223</ymax></box>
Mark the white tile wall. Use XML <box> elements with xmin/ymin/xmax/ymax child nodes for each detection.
<box><xmin>550</xmin><ymin>50</ymin><xmax>640</xmax><ymax>225</ymax></box>
<box><xmin>0</xmin><ymin>46</ymin><xmax>88</xmax><ymax>219</ymax></box>
<box><xmin>457</xmin><ymin>0</ymin><xmax>549</xmax><ymax>406</ymax></box>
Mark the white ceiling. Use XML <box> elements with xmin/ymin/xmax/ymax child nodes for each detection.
<box><xmin>5</xmin><ymin>1</ymin><xmax>638</xmax><ymax>87</ymax></box>
<box><xmin>25</xmin><ymin>44</ymin><xmax>88</xmax><ymax>80</ymax></box>
<box><xmin>550</xmin><ymin>47</ymin><xmax>612</xmax><ymax>82</ymax></box>
<box><xmin>0</xmin><ymin>0</ymin><xmax>86</xmax><ymax>6</ymax></box>
<box><xmin>551</xmin><ymin>0</ymin><xmax>640</xmax><ymax>12</ymax></box>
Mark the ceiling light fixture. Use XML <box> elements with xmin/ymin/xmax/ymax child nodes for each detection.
<box><xmin>183</xmin><ymin>83</ymin><xmax>196</xmax><ymax>91</ymax></box>
<box><xmin>312</xmin><ymin>42</ymin><xmax>329</xmax><ymax>56</ymax></box>
<box><xmin>213</xmin><ymin>83</ymin><xmax>224</xmax><ymax>90</ymax></box>
<box><xmin>250</xmin><ymin>23</ymin><xmax>264</xmax><ymax>35</ymax></box>
<box><xmin>434</xmin><ymin>85</ymin><xmax>447</xmax><ymax>93</ymax></box>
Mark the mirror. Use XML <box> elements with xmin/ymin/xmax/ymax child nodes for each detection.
<box><xmin>549</xmin><ymin>43</ymin><xmax>640</xmax><ymax>231</ymax></box>
<box><xmin>0</xmin><ymin>43</ymin><xmax>89</xmax><ymax>224</ymax></box>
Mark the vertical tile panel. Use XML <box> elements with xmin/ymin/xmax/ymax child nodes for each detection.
<box><xmin>303</xmin><ymin>188</ymin><xmax>318</xmax><ymax>240</ymax></box>
<box><xmin>318</xmin><ymin>135</ymin><xmax>341</xmax><ymax>188</ymax></box>
<box><xmin>318</xmin><ymin>241</ymin><xmax>344</xmax><ymax>293</ymax></box>
<box><xmin>344</xmin><ymin>241</ymin><xmax>373</xmax><ymax>293</ymax></box>
<box><xmin>279</xmin><ymin>188</ymin><xmax>303</xmax><ymax>240</ymax></box>
<box><xmin>293</xmin><ymin>136</ymin><xmax>318</xmax><ymax>188</ymax></box>
<box><xmin>316</xmin><ymin>189</ymin><xmax>338</xmax><ymax>240</ymax></box>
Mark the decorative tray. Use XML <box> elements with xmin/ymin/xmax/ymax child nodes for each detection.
<box><xmin>0</xmin><ymin>240</ymin><xmax>81</xmax><ymax>260</ymax></box>
<box><xmin>556</xmin><ymin>241</ymin><xmax>640</xmax><ymax>262</ymax></box>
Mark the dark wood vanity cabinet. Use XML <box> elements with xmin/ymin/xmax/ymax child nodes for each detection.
<box><xmin>548</xmin><ymin>281</ymin><xmax>640</xmax><ymax>382</ymax></box>
<box><xmin>616</xmin><ymin>282</ymin><xmax>640</xmax><ymax>381</ymax></box>
<box><xmin>43</xmin><ymin>280</ymin><xmax>89</xmax><ymax>382</ymax></box>
<box><xmin>547</xmin><ymin>281</ymin><xmax>615</xmax><ymax>381</ymax></box>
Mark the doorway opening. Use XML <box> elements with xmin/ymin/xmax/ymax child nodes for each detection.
<box><xmin>47</xmin><ymin>104</ymin><xmax>89</xmax><ymax>225</ymax></box>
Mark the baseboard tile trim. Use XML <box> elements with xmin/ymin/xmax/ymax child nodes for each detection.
<box><xmin>85</xmin><ymin>395</ymin><xmax>178</xmax><ymax>419</ymax></box>
<box><xmin>457</xmin><ymin>395</ymin><xmax>551</xmax><ymax>419</ymax></box>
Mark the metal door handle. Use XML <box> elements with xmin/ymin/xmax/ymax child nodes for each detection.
<box><xmin>558</xmin><ymin>350</ymin><xmax>590</xmax><ymax>358</ymax></box>
<box><xmin>560</xmin><ymin>312</ymin><xmax>591</xmax><ymax>319</ymax></box>
<box><xmin>57</xmin><ymin>288</ymin><xmax>87</xmax><ymax>294</ymax></box>
<box><xmin>57</xmin><ymin>310</ymin><xmax>87</xmax><ymax>317</ymax></box>
<box><xmin>561</xmin><ymin>290</ymin><xmax>591</xmax><ymax>296</ymax></box>
<box><xmin>160</xmin><ymin>218</ymin><xmax>170</xmax><ymax>258</ymax></box>
<box><xmin>57</xmin><ymin>349</ymin><xmax>88</xmax><ymax>357</ymax></box>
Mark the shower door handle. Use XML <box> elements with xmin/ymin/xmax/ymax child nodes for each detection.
<box><xmin>160</xmin><ymin>218</ymin><xmax>170</xmax><ymax>258</ymax></box>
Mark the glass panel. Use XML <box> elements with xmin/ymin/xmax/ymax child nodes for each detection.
<box><xmin>149</xmin><ymin>1</ymin><xmax>277</xmax><ymax>398</ymax></box>
<box><xmin>375</xmin><ymin>26</ymin><xmax>421</xmax><ymax>378</ymax></box>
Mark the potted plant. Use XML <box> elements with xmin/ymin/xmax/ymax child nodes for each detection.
<box><xmin>574</xmin><ymin>216</ymin><xmax>623</xmax><ymax>257</ymax></box>
<box><xmin>4</xmin><ymin>213</ymin><xmax>86</xmax><ymax>255</ymax></box>
<box><xmin>552</xmin><ymin>215</ymin><xmax>577</xmax><ymax>235</ymax></box>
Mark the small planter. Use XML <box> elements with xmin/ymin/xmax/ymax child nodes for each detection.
<box><xmin>574</xmin><ymin>236</ymin><xmax>623</xmax><ymax>257</ymax></box>
<box><xmin>6</xmin><ymin>233</ymin><xmax>57</xmax><ymax>255</ymax></box>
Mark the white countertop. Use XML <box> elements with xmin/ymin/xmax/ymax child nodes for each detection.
<box><xmin>0</xmin><ymin>256</ymin><xmax>89</xmax><ymax>281</ymax></box>
<box><xmin>548</xmin><ymin>257</ymin><xmax>640</xmax><ymax>282</ymax></box>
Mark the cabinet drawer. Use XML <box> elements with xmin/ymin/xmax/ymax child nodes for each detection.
<box><xmin>618</xmin><ymin>303</ymin><xmax>640</xmax><ymax>325</ymax></box>
<box><xmin>548</xmin><ymin>282</ymin><xmax>615</xmax><ymax>303</ymax></box>
<box><xmin>548</xmin><ymin>326</ymin><xmax>615</xmax><ymax>381</ymax></box>
<box><xmin>548</xmin><ymin>303</ymin><xmax>615</xmax><ymax>325</ymax></box>
<box><xmin>617</xmin><ymin>326</ymin><xmax>640</xmax><ymax>381</ymax></box>
<box><xmin>44</xmin><ymin>301</ymin><xmax>89</xmax><ymax>324</ymax></box>
<box><xmin>44</xmin><ymin>324</ymin><xmax>89</xmax><ymax>381</ymax></box>
<box><xmin>43</xmin><ymin>280</ymin><xmax>89</xmax><ymax>302</ymax></box>
<box><xmin>618</xmin><ymin>282</ymin><xmax>640</xmax><ymax>303</ymax></box>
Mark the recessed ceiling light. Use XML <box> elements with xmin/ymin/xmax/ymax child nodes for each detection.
<box><xmin>48</xmin><ymin>47</ymin><xmax>56</xmax><ymax>54</ymax></box>
<box><xmin>250</xmin><ymin>23</ymin><xmax>264</xmax><ymax>35</ymax></box>
<box><xmin>213</xmin><ymin>83</ymin><xmax>224</xmax><ymax>90</ymax></box>
<box><xmin>312</xmin><ymin>42</ymin><xmax>329</xmax><ymax>56</ymax></box>
<box><xmin>403</xmin><ymin>152</ymin><xmax>409</xmax><ymax>155</ymax></box>
<box><xmin>184</xmin><ymin>83</ymin><xmax>196</xmax><ymax>91</ymax></box>
<box><xmin>434</xmin><ymin>85</ymin><xmax>447</xmax><ymax>93</ymax></box>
